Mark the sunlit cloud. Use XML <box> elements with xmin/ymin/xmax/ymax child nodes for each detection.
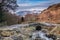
<box><xmin>16</xmin><ymin>0</ymin><xmax>60</xmax><ymax>13</ymax></box>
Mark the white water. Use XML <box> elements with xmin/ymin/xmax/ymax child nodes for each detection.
<box><xmin>0</xmin><ymin>22</ymin><xmax>57</xmax><ymax>30</ymax></box>
<box><xmin>0</xmin><ymin>23</ymin><xmax>57</xmax><ymax>40</ymax></box>
<box><xmin>32</xmin><ymin>31</ymin><xmax>53</xmax><ymax>40</ymax></box>
<box><xmin>0</xmin><ymin>24</ymin><xmax>29</xmax><ymax>30</ymax></box>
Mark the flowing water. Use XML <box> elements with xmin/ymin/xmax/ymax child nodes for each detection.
<box><xmin>0</xmin><ymin>23</ymin><xmax>57</xmax><ymax>40</ymax></box>
<box><xmin>32</xmin><ymin>31</ymin><xmax>53</xmax><ymax>40</ymax></box>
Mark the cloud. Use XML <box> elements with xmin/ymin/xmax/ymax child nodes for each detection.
<box><xmin>16</xmin><ymin>0</ymin><xmax>60</xmax><ymax>13</ymax></box>
<box><xmin>16</xmin><ymin>2</ymin><xmax>51</xmax><ymax>12</ymax></box>
<box><xmin>16</xmin><ymin>7</ymin><xmax>47</xmax><ymax>13</ymax></box>
<box><xmin>18</xmin><ymin>3</ymin><xmax>32</xmax><ymax>6</ymax></box>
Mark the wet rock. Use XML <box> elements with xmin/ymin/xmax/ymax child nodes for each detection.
<box><xmin>35</xmin><ymin>37</ymin><xmax>43</xmax><ymax>40</ymax></box>
<box><xmin>11</xmin><ymin>36</ymin><xmax>23</xmax><ymax>40</ymax></box>
<box><xmin>3</xmin><ymin>37</ymin><xmax>13</xmax><ymax>40</ymax></box>
<box><xmin>35</xmin><ymin>25</ymin><xmax>42</xmax><ymax>31</ymax></box>
<box><xmin>0</xmin><ymin>36</ymin><xmax>4</xmax><ymax>40</ymax></box>
<box><xmin>45</xmin><ymin>34</ymin><xmax>57</xmax><ymax>40</ymax></box>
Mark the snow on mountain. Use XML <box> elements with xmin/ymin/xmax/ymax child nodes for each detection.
<box><xmin>17</xmin><ymin>10</ymin><xmax>41</xmax><ymax>16</ymax></box>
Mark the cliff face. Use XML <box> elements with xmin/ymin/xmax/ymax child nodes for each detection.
<box><xmin>38</xmin><ymin>3</ymin><xmax>60</xmax><ymax>24</ymax></box>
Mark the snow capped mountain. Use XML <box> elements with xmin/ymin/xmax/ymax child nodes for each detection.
<box><xmin>17</xmin><ymin>10</ymin><xmax>41</xmax><ymax>16</ymax></box>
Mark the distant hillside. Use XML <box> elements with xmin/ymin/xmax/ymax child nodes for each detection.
<box><xmin>38</xmin><ymin>3</ymin><xmax>60</xmax><ymax>24</ymax></box>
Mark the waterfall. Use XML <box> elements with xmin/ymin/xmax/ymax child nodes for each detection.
<box><xmin>32</xmin><ymin>31</ymin><xmax>53</xmax><ymax>40</ymax></box>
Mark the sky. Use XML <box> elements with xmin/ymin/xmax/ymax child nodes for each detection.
<box><xmin>16</xmin><ymin>0</ymin><xmax>60</xmax><ymax>13</ymax></box>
